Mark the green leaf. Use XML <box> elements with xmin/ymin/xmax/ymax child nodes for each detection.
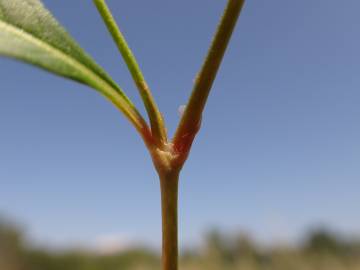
<box><xmin>0</xmin><ymin>0</ymin><xmax>146</xmax><ymax>131</ymax></box>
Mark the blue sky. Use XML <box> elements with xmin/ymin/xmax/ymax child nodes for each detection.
<box><xmin>1</xmin><ymin>0</ymin><xmax>359</xmax><ymax>249</ymax></box>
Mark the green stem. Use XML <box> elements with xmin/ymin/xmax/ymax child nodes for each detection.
<box><xmin>159</xmin><ymin>170</ymin><xmax>180</xmax><ymax>270</ymax></box>
<box><xmin>93</xmin><ymin>0</ymin><xmax>167</xmax><ymax>146</ymax></box>
<box><xmin>173</xmin><ymin>0</ymin><xmax>245</xmax><ymax>151</ymax></box>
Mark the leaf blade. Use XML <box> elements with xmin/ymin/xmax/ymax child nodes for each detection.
<box><xmin>0</xmin><ymin>0</ymin><xmax>149</xmax><ymax>135</ymax></box>
<box><xmin>0</xmin><ymin>0</ymin><xmax>115</xmax><ymax>91</ymax></box>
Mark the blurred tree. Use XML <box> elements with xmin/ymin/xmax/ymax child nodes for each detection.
<box><xmin>233</xmin><ymin>234</ymin><xmax>258</xmax><ymax>261</ymax></box>
<box><xmin>204</xmin><ymin>230</ymin><xmax>231</xmax><ymax>262</ymax></box>
<box><xmin>0</xmin><ymin>218</ymin><xmax>25</xmax><ymax>270</ymax></box>
<box><xmin>304</xmin><ymin>229</ymin><xmax>344</xmax><ymax>254</ymax></box>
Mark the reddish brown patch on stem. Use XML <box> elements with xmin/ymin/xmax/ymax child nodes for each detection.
<box><xmin>140</xmin><ymin>124</ymin><xmax>156</xmax><ymax>149</ymax></box>
<box><xmin>172</xmin><ymin>118</ymin><xmax>201</xmax><ymax>168</ymax></box>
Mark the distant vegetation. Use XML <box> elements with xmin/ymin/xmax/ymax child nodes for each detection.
<box><xmin>1</xmin><ymin>218</ymin><xmax>360</xmax><ymax>270</ymax></box>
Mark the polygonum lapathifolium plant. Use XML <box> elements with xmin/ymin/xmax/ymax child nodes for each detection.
<box><xmin>0</xmin><ymin>0</ymin><xmax>245</xmax><ymax>269</ymax></box>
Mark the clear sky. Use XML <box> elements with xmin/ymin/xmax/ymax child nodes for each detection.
<box><xmin>0</xmin><ymin>0</ymin><xmax>359</xmax><ymax>249</ymax></box>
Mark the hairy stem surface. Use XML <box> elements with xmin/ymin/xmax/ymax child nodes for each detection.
<box><xmin>159</xmin><ymin>170</ymin><xmax>180</xmax><ymax>270</ymax></box>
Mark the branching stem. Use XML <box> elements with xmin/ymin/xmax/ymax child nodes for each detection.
<box><xmin>94</xmin><ymin>2</ymin><xmax>245</xmax><ymax>270</ymax></box>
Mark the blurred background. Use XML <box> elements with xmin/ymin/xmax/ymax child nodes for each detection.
<box><xmin>1</xmin><ymin>0</ymin><xmax>359</xmax><ymax>269</ymax></box>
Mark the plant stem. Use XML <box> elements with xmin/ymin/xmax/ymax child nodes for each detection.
<box><xmin>159</xmin><ymin>170</ymin><xmax>180</xmax><ymax>270</ymax></box>
<box><xmin>93</xmin><ymin>0</ymin><xmax>167</xmax><ymax>146</ymax></box>
<box><xmin>173</xmin><ymin>0</ymin><xmax>245</xmax><ymax>152</ymax></box>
